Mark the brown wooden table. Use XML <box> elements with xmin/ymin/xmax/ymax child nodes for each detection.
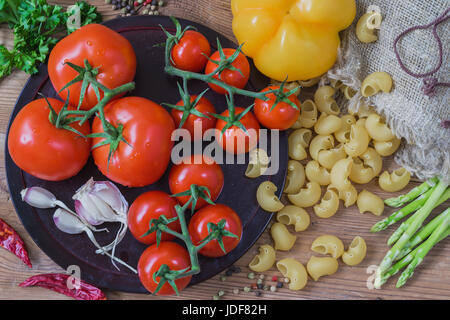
<box><xmin>0</xmin><ymin>0</ymin><xmax>448</xmax><ymax>300</ymax></box>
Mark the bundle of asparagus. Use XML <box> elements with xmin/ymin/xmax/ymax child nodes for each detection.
<box><xmin>371</xmin><ymin>177</ymin><xmax>450</xmax><ymax>288</ymax></box>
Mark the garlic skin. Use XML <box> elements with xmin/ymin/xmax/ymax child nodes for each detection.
<box><xmin>73</xmin><ymin>178</ymin><xmax>128</xmax><ymax>224</ymax></box>
<box><xmin>72</xmin><ymin>177</ymin><xmax>129</xmax><ymax>255</ymax></box>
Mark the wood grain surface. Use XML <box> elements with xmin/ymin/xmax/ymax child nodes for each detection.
<box><xmin>0</xmin><ymin>0</ymin><xmax>448</xmax><ymax>300</ymax></box>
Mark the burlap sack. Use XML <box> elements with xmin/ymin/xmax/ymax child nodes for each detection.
<box><xmin>322</xmin><ymin>0</ymin><xmax>449</xmax><ymax>182</ymax></box>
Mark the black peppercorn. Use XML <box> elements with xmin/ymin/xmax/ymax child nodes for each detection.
<box><xmin>230</xmin><ymin>266</ymin><xmax>241</xmax><ymax>273</ymax></box>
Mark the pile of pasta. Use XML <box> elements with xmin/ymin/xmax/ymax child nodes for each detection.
<box><xmin>253</xmin><ymin>72</ymin><xmax>413</xmax><ymax>290</ymax></box>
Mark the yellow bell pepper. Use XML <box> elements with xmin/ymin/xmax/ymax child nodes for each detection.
<box><xmin>231</xmin><ymin>0</ymin><xmax>356</xmax><ymax>81</ymax></box>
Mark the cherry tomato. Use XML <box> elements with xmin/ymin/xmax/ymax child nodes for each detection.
<box><xmin>171</xmin><ymin>95</ymin><xmax>216</xmax><ymax>140</ymax></box>
<box><xmin>204</xmin><ymin>48</ymin><xmax>250</xmax><ymax>94</ymax></box>
<box><xmin>128</xmin><ymin>191</ymin><xmax>180</xmax><ymax>245</ymax></box>
<box><xmin>48</xmin><ymin>24</ymin><xmax>136</xmax><ymax>110</ymax></box>
<box><xmin>138</xmin><ymin>241</ymin><xmax>191</xmax><ymax>295</ymax></box>
<box><xmin>7</xmin><ymin>98</ymin><xmax>91</xmax><ymax>181</ymax></box>
<box><xmin>215</xmin><ymin>107</ymin><xmax>260</xmax><ymax>154</ymax></box>
<box><xmin>91</xmin><ymin>97</ymin><xmax>175</xmax><ymax>187</ymax></box>
<box><xmin>171</xmin><ymin>30</ymin><xmax>211</xmax><ymax>72</ymax></box>
<box><xmin>188</xmin><ymin>204</ymin><xmax>242</xmax><ymax>258</ymax></box>
<box><xmin>169</xmin><ymin>155</ymin><xmax>224</xmax><ymax>210</ymax></box>
<box><xmin>254</xmin><ymin>85</ymin><xmax>301</xmax><ymax>130</ymax></box>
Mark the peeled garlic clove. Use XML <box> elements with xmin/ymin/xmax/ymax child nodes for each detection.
<box><xmin>21</xmin><ymin>187</ymin><xmax>57</xmax><ymax>209</ymax></box>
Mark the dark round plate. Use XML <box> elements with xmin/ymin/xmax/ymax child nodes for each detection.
<box><xmin>4</xmin><ymin>15</ymin><xmax>288</xmax><ymax>293</ymax></box>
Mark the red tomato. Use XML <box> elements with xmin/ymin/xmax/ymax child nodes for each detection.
<box><xmin>188</xmin><ymin>204</ymin><xmax>242</xmax><ymax>257</ymax></box>
<box><xmin>254</xmin><ymin>85</ymin><xmax>301</xmax><ymax>130</ymax></box>
<box><xmin>91</xmin><ymin>97</ymin><xmax>175</xmax><ymax>187</ymax></box>
<box><xmin>171</xmin><ymin>95</ymin><xmax>216</xmax><ymax>140</ymax></box>
<box><xmin>128</xmin><ymin>191</ymin><xmax>180</xmax><ymax>245</ymax></box>
<box><xmin>204</xmin><ymin>48</ymin><xmax>250</xmax><ymax>94</ymax></box>
<box><xmin>171</xmin><ymin>30</ymin><xmax>211</xmax><ymax>72</ymax></box>
<box><xmin>169</xmin><ymin>155</ymin><xmax>224</xmax><ymax>210</ymax></box>
<box><xmin>138</xmin><ymin>241</ymin><xmax>191</xmax><ymax>295</ymax></box>
<box><xmin>7</xmin><ymin>98</ymin><xmax>91</xmax><ymax>181</ymax></box>
<box><xmin>48</xmin><ymin>24</ymin><xmax>136</xmax><ymax>110</ymax></box>
<box><xmin>215</xmin><ymin>107</ymin><xmax>260</xmax><ymax>154</ymax></box>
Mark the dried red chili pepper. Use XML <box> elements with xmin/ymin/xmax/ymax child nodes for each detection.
<box><xmin>19</xmin><ymin>273</ymin><xmax>107</xmax><ymax>300</ymax></box>
<box><xmin>0</xmin><ymin>218</ymin><xmax>32</xmax><ymax>268</ymax></box>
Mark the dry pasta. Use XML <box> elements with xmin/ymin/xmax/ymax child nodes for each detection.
<box><xmin>277</xmin><ymin>205</ymin><xmax>310</xmax><ymax>232</ymax></box>
<box><xmin>271</xmin><ymin>222</ymin><xmax>296</xmax><ymax>251</ymax></box>
<box><xmin>248</xmin><ymin>244</ymin><xmax>276</xmax><ymax>272</ymax></box>
<box><xmin>311</xmin><ymin>235</ymin><xmax>345</xmax><ymax>259</ymax></box>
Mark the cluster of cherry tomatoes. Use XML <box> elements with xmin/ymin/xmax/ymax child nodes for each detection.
<box><xmin>169</xmin><ymin>27</ymin><xmax>302</xmax><ymax>153</ymax></box>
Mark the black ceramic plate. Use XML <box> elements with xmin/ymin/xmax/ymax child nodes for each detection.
<box><xmin>5</xmin><ymin>16</ymin><xmax>288</xmax><ymax>293</ymax></box>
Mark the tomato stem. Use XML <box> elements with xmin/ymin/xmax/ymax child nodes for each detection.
<box><xmin>146</xmin><ymin>184</ymin><xmax>238</xmax><ymax>296</ymax></box>
<box><xmin>162</xmin><ymin>18</ymin><xmax>283</xmax><ymax>103</ymax></box>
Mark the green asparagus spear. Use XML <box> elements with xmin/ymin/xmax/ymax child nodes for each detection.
<box><xmin>387</xmin><ymin>187</ymin><xmax>450</xmax><ymax>245</ymax></box>
<box><xmin>375</xmin><ymin>225</ymin><xmax>450</xmax><ymax>288</ymax></box>
<box><xmin>396</xmin><ymin>208</ymin><xmax>449</xmax><ymax>288</ymax></box>
<box><xmin>371</xmin><ymin>188</ymin><xmax>434</xmax><ymax>233</ymax></box>
<box><xmin>384</xmin><ymin>177</ymin><xmax>439</xmax><ymax>208</ymax></box>
<box><xmin>396</xmin><ymin>210</ymin><xmax>448</xmax><ymax>260</ymax></box>
<box><xmin>375</xmin><ymin>179</ymin><xmax>448</xmax><ymax>281</ymax></box>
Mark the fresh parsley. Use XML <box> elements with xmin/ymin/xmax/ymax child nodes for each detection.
<box><xmin>0</xmin><ymin>0</ymin><xmax>102</xmax><ymax>78</ymax></box>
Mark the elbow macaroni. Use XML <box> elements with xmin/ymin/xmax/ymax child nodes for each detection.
<box><xmin>328</xmin><ymin>183</ymin><xmax>358</xmax><ymax>208</ymax></box>
<box><xmin>248</xmin><ymin>244</ymin><xmax>276</xmax><ymax>272</ymax></box>
<box><xmin>288</xmin><ymin>128</ymin><xmax>313</xmax><ymax>161</ymax></box>
<box><xmin>335</xmin><ymin>114</ymin><xmax>356</xmax><ymax>143</ymax></box>
<box><xmin>317</xmin><ymin>143</ymin><xmax>347</xmax><ymax>170</ymax></box>
<box><xmin>373</xmin><ymin>137</ymin><xmax>401</xmax><ymax>156</ymax></box>
<box><xmin>305</xmin><ymin>160</ymin><xmax>331</xmax><ymax>186</ymax></box>
<box><xmin>365</xmin><ymin>113</ymin><xmax>395</xmax><ymax>142</ymax></box>
<box><xmin>378</xmin><ymin>168</ymin><xmax>411</xmax><ymax>192</ymax></box>
<box><xmin>271</xmin><ymin>222</ymin><xmax>296</xmax><ymax>251</ymax></box>
<box><xmin>277</xmin><ymin>205</ymin><xmax>310</xmax><ymax>232</ymax></box>
<box><xmin>360</xmin><ymin>147</ymin><xmax>383</xmax><ymax>177</ymax></box>
<box><xmin>356</xmin><ymin>11</ymin><xmax>382</xmax><ymax>43</ymax></box>
<box><xmin>245</xmin><ymin>148</ymin><xmax>270</xmax><ymax>178</ymax></box>
<box><xmin>342</xmin><ymin>86</ymin><xmax>357</xmax><ymax>100</ymax></box>
<box><xmin>313</xmin><ymin>189</ymin><xmax>340</xmax><ymax>219</ymax></box>
<box><xmin>311</xmin><ymin>235</ymin><xmax>345</xmax><ymax>259</ymax></box>
<box><xmin>287</xmin><ymin>181</ymin><xmax>322</xmax><ymax>208</ymax></box>
<box><xmin>349</xmin><ymin>157</ymin><xmax>375</xmax><ymax>184</ymax></box>
<box><xmin>330</xmin><ymin>157</ymin><xmax>353</xmax><ymax>191</ymax></box>
<box><xmin>276</xmin><ymin>258</ymin><xmax>308</xmax><ymax>290</ymax></box>
<box><xmin>342</xmin><ymin>236</ymin><xmax>367</xmax><ymax>266</ymax></box>
<box><xmin>298</xmin><ymin>77</ymin><xmax>321</xmax><ymax>88</ymax></box>
<box><xmin>298</xmin><ymin>100</ymin><xmax>318</xmax><ymax>128</ymax></box>
<box><xmin>309</xmin><ymin>134</ymin><xmax>334</xmax><ymax>161</ymax></box>
<box><xmin>357</xmin><ymin>189</ymin><xmax>384</xmax><ymax>216</ymax></box>
<box><xmin>361</xmin><ymin>71</ymin><xmax>393</xmax><ymax>97</ymax></box>
<box><xmin>307</xmin><ymin>256</ymin><xmax>339</xmax><ymax>281</ymax></box>
<box><xmin>314</xmin><ymin>113</ymin><xmax>343</xmax><ymax>135</ymax></box>
<box><xmin>314</xmin><ymin>86</ymin><xmax>340</xmax><ymax>115</ymax></box>
<box><xmin>284</xmin><ymin>160</ymin><xmax>306</xmax><ymax>194</ymax></box>
<box><xmin>344</xmin><ymin>123</ymin><xmax>370</xmax><ymax>157</ymax></box>
<box><xmin>256</xmin><ymin>181</ymin><xmax>284</xmax><ymax>212</ymax></box>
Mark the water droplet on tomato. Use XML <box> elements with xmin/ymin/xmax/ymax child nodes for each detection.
<box><xmin>86</xmin><ymin>40</ymin><xmax>92</xmax><ymax>46</ymax></box>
